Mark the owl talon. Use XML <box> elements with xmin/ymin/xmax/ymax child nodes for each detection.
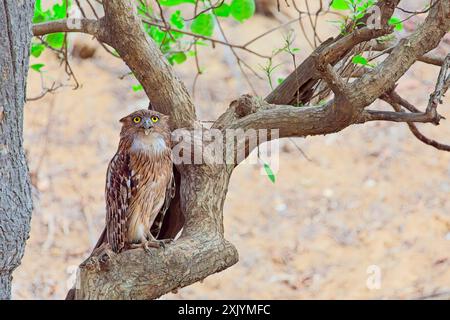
<box><xmin>143</xmin><ymin>242</ymin><xmax>152</xmax><ymax>254</ymax></box>
<box><xmin>130</xmin><ymin>241</ymin><xmax>158</xmax><ymax>253</ymax></box>
<box><xmin>146</xmin><ymin>240</ymin><xmax>162</xmax><ymax>249</ymax></box>
<box><xmin>159</xmin><ymin>238</ymin><xmax>173</xmax><ymax>249</ymax></box>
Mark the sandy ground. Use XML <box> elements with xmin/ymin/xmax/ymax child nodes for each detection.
<box><xmin>11</xmin><ymin>2</ymin><xmax>450</xmax><ymax>299</ymax></box>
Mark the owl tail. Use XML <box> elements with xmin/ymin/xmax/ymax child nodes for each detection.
<box><xmin>92</xmin><ymin>227</ymin><xmax>107</xmax><ymax>253</ymax></box>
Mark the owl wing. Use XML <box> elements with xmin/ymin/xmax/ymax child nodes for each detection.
<box><xmin>150</xmin><ymin>170</ymin><xmax>175</xmax><ymax>239</ymax></box>
<box><xmin>105</xmin><ymin>151</ymin><xmax>133</xmax><ymax>253</ymax></box>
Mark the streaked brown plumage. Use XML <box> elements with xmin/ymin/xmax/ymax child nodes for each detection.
<box><xmin>105</xmin><ymin>109</ymin><xmax>174</xmax><ymax>253</ymax></box>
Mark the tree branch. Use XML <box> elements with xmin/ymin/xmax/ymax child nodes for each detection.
<box><xmin>78</xmin><ymin>235</ymin><xmax>238</xmax><ymax>299</ymax></box>
<box><xmin>382</xmin><ymin>92</ymin><xmax>450</xmax><ymax>152</ymax></box>
<box><xmin>317</xmin><ymin>63</ymin><xmax>350</xmax><ymax>97</ymax></box>
<box><xmin>426</xmin><ymin>53</ymin><xmax>450</xmax><ymax>114</ymax></box>
<box><xmin>348</xmin><ymin>1</ymin><xmax>450</xmax><ymax>108</ymax></box>
<box><xmin>32</xmin><ymin>18</ymin><xmax>105</xmax><ymax>41</ymax></box>
<box><xmin>32</xmin><ymin>4</ymin><xmax>198</xmax><ymax>129</ymax></box>
<box><xmin>265</xmin><ymin>0</ymin><xmax>400</xmax><ymax>106</ymax></box>
<box><xmin>359</xmin><ymin>110</ymin><xmax>438</xmax><ymax>123</ymax></box>
<box><xmin>220</xmin><ymin>1</ymin><xmax>450</xmax><ymax>153</ymax></box>
<box><xmin>369</xmin><ymin>38</ymin><xmax>447</xmax><ymax>67</ymax></box>
<box><xmin>379</xmin><ymin>55</ymin><xmax>450</xmax><ymax>152</ymax></box>
<box><xmin>407</xmin><ymin>123</ymin><xmax>450</xmax><ymax>152</ymax></box>
<box><xmin>101</xmin><ymin>0</ymin><xmax>196</xmax><ymax>128</ymax></box>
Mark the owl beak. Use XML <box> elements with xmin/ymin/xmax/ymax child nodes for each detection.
<box><xmin>143</xmin><ymin>119</ymin><xmax>152</xmax><ymax>134</ymax></box>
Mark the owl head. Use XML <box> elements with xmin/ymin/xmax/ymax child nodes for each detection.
<box><xmin>119</xmin><ymin>109</ymin><xmax>171</xmax><ymax>141</ymax></box>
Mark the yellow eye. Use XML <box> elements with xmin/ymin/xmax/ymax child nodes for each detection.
<box><xmin>133</xmin><ymin>116</ymin><xmax>141</xmax><ymax>124</ymax></box>
<box><xmin>151</xmin><ymin>116</ymin><xmax>159</xmax><ymax>123</ymax></box>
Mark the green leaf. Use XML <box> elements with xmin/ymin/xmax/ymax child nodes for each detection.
<box><xmin>52</xmin><ymin>0</ymin><xmax>68</xmax><ymax>20</ymax></box>
<box><xmin>214</xmin><ymin>3</ymin><xmax>231</xmax><ymax>17</ymax></box>
<box><xmin>46</xmin><ymin>32</ymin><xmax>65</xmax><ymax>49</ymax></box>
<box><xmin>158</xmin><ymin>0</ymin><xmax>196</xmax><ymax>6</ymax></box>
<box><xmin>352</xmin><ymin>54</ymin><xmax>368</xmax><ymax>66</ymax></box>
<box><xmin>32</xmin><ymin>2</ymin><xmax>70</xmax><ymax>51</ymax></box>
<box><xmin>330</xmin><ymin>0</ymin><xmax>350</xmax><ymax>10</ymax></box>
<box><xmin>168</xmin><ymin>52</ymin><xmax>187</xmax><ymax>65</ymax></box>
<box><xmin>132</xmin><ymin>84</ymin><xmax>143</xmax><ymax>92</ymax></box>
<box><xmin>30</xmin><ymin>63</ymin><xmax>45</xmax><ymax>72</ymax></box>
<box><xmin>352</xmin><ymin>54</ymin><xmax>375</xmax><ymax>68</ymax></box>
<box><xmin>187</xmin><ymin>50</ymin><xmax>196</xmax><ymax>57</ymax></box>
<box><xmin>34</xmin><ymin>0</ymin><xmax>43</xmax><ymax>14</ymax></box>
<box><xmin>148</xmin><ymin>26</ymin><xmax>166</xmax><ymax>43</ymax></box>
<box><xmin>277</xmin><ymin>77</ymin><xmax>284</xmax><ymax>85</ymax></box>
<box><xmin>170</xmin><ymin>10</ymin><xmax>185</xmax><ymax>29</ymax></box>
<box><xmin>230</xmin><ymin>0</ymin><xmax>255</xmax><ymax>22</ymax></box>
<box><xmin>191</xmin><ymin>13</ymin><xmax>215</xmax><ymax>37</ymax></box>
<box><xmin>388</xmin><ymin>16</ymin><xmax>403</xmax><ymax>30</ymax></box>
<box><xmin>31</xmin><ymin>43</ymin><xmax>45</xmax><ymax>58</ymax></box>
<box><xmin>33</xmin><ymin>0</ymin><xmax>51</xmax><ymax>23</ymax></box>
<box><xmin>263</xmin><ymin>163</ymin><xmax>276</xmax><ymax>184</ymax></box>
<box><xmin>33</xmin><ymin>0</ymin><xmax>69</xmax><ymax>23</ymax></box>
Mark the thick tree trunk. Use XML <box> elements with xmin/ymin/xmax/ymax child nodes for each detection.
<box><xmin>0</xmin><ymin>0</ymin><xmax>35</xmax><ymax>299</ymax></box>
<box><xmin>0</xmin><ymin>273</ymin><xmax>12</xmax><ymax>298</ymax></box>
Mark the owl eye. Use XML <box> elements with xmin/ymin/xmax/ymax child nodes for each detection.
<box><xmin>151</xmin><ymin>116</ymin><xmax>159</xmax><ymax>123</ymax></box>
<box><xmin>133</xmin><ymin>116</ymin><xmax>141</xmax><ymax>124</ymax></box>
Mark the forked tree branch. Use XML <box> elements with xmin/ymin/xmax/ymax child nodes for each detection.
<box><xmin>32</xmin><ymin>3</ymin><xmax>197</xmax><ymax>129</ymax></box>
<box><xmin>382</xmin><ymin>92</ymin><xmax>450</xmax><ymax>152</ymax></box>
<box><xmin>265</xmin><ymin>0</ymin><xmax>402</xmax><ymax>106</ymax></box>
<box><xmin>347</xmin><ymin>2</ymin><xmax>449</xmax><ymax>108</ymax></box>
<box><xmin>69</xmin><ymin>0</ymin><xmax>234</xmax><ymax>300</ymax></box>
<box><xmin>101</xmin><ymin>0</ymin><xmax>196</xmax><ymax>129</ymax></box>
<box><xmin>219</xmin><ymin>1</ymin><xmax>450</xmax><ymax>158</ymax></box>
<box><xmin>380</xmin><ymin>53</ymin><xmax>450</xmax><ymax>152</ymax></box>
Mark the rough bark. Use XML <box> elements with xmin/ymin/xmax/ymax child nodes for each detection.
<box><xmin>0</xmin><ymin>0</ymin><xmax>35</xmax><ymax>299</ymax></box>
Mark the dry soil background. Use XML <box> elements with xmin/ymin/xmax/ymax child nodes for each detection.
<box><xmin>11</xmin><ymin>1</ymin><xmax>450</xmax><ymax>299</ymax></box>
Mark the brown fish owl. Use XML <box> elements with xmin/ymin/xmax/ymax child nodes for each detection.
<box><xmin>105</xmin><ymin>109</ymin><xmax>174</xmax><ymax>253</ymax></box>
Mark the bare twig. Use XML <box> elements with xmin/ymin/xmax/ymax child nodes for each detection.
<box><xmin>426</xmin><ymin>53</ymin><xmax>450</xmax><ymax>114</ymax></box>
<box><xmin>141</xmin><ymin>19</ymin><xmax>270</xmax><ymax>59</ymax></box>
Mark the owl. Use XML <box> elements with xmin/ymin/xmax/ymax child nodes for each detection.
<box><xmin>104</xmin><ymin>109</ymin><xmax>175</xmax><ymax>253</ymax></box>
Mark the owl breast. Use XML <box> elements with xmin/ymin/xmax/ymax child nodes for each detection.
<box><xmin>130</xmin><ymin>132</ymin><xmax>167</xmax><ymax>156</ymax></box>
<box><xmin>126</xmin><ymin>136</ymin><xmax>172</xmax><ymax>244</ymax></box>
<box><xmin>126</xmin><ymin>177</ymin><xmax>167</xmax><ymax>243</ymax></box>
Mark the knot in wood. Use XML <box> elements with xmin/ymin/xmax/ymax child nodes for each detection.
<box><xmin>232</xmin><ymin>94</ymin><xmax>259</xmax><ymax>118</ymax></box>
